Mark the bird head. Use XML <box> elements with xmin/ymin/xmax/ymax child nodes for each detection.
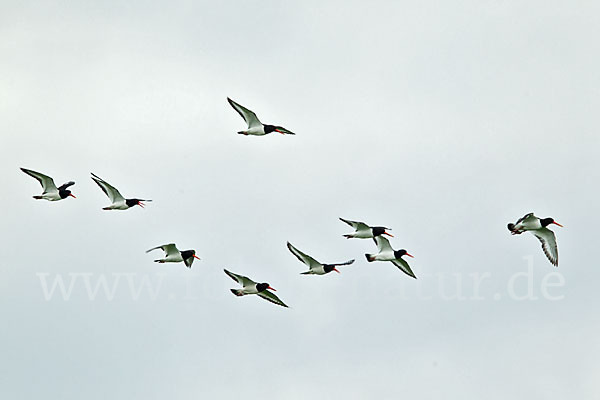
<box><xmin>126</xmin><ymin>198</ymin><xmax>149</xmax><ymax>208</ymax></box>
<box><xmin>60</xmin><ymin>189</ymin><xmax>76</xmax><ymax>199</ymax></box>
<box><xmin>541</xmin><ymin>218</ymin><xmax>563</xmax><ymax>228</ymax></box>
<box><xmin>257</xmin><ymin>283</ymin><xmax>276</xmax><ymax>292</ymax></box>
<box><xmin>373</xmin><ymin>226</ymin><xmax>393</xmax><ymax>237</ymax></box>
<box><xmin>181</xmin><ymin>250</ymin><xmax>200</xmax><ymax>268</ymax></box>
<box><xmin>395</xmin><ymin>249</ymin><xmax>414</xmax><ymax>259</ymax></box>
<box><xmin>324</xmin><ymin>265</ymin><xmax>341</xmax><ymax>274</ymax></box>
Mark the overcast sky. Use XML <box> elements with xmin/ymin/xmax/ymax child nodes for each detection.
<box><xmin>1</xmin><ymin>0</ymin><xmax>599</xmax><ymax>398</ymax></box>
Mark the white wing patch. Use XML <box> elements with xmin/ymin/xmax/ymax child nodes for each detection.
<box><xmin>287</xmin><ymin>242</ymin><xmax>321</xmax><ymax>269</ymax></box>
<box><xmin>227</xmin><ymin>98</ymin><xmax>262</xmax><ymax>128</ymax></box>
<box><xmin>375</xmin><ymin>236</ymin><xmax>393</xmax><ymax>253</ymax></box>
<box><xmin>224</xmin><ymin>269</ymin><xmax>255</xmax><ymax>288</ymax></box>
<box><xmin>257</xmin><ymin>290</ymin><xmax>288</xmax><ymax>308</ymax></box>
<box><xmin>391</xmin><ymin>258</ymin><xmax>417</xmax><ymax>279</ymax></box>
<box><xmin>21</xmin><ymin>168</ymin><xmax>58</xmax><ymax>193</ymax></box>
<box><xmin>91</xmin><ymin>173</ymin><xmax>125</xmax><ymax>204</ymax></box>
<box><xmin>146</xmin><ymin>243</ymin><xmax>179</xmax><ymax>257</ymax></box>
<box><xmin>339</xmin><ymin>217</ymin><xmax>369</xmax><ymax>231</ymax></box>
<box><xmin>532</xmin><ymin>228</ymin><xmax>558</xmax><ymax>266</ymax></box>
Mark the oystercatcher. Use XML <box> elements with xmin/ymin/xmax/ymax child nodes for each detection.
<box><xmin>224</xmin><ymin>269</ymin><xmax>288</xmax><ymax>307</ymax></box>
<box><xmin>146</xmin><ymin>243</ymin><xmax>200</xmax><ymax>268</ymax></box>
<box><xmin>227</xmin><ymin>97</ymin><xmax>295</xmax><ymax>136</ymax></box>
<box><xmin>508</xmin><ymin>213</ymin><xmax>562</xmax><ymax>266</ymax></box>
<box><xmin>20</xmin><ymin>168</ymin><xmax>75</xmax><ymax>201</ymax></box>
<box><xmin>287</xmin><ymin>242</ymin><xmax>354</xmax><ymax>275</ymax></box>
<box><xmin>365</xmin><ymin>236</ymin><xmax>416</xmax><ymax>278</ymax></box>
<box><xmin>91</xmin><ymin>173</ymin><xmax>151</xmax><ymax>210</ymax></box>
<box><xmin>339</xmin><ymin>217</ymin><xmax>393</xmax><ymax>239</ymax></box>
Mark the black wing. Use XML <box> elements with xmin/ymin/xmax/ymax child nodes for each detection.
<box><xmin>58</xmin><ymin>181</ymin><xmax>75</xmax><ymax>191</ymax></box>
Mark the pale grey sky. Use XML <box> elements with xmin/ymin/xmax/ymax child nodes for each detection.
<box><xmin>1</xmin><ymin>1</ymin><xmax>599</xmax><ymax>399</ymax></box>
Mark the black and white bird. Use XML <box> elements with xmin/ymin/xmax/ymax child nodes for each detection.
<box><xmin>339</xmin><ymin>217</ymin><xmax>393</xmax><ymax>239</ymax></box>
<box><xmin>146</xmin><ymin>244</ymin><xmax>200</xmax><ymax>268</ymax></box>
<box><xmin>227</xmin><ymin>97</ymin><xmax>295</xmax><ymax>136</ymax></box>
<box><xmin>507</xmin><ymin>212</ymin><xmax>563</xmax><ymax>266</ymax></box>
<box><xmin>20</xmin><ymin>168</ymin><xmax>76</xmax><ymax>201</ymax></box>
<box><xmin>224</xmin><ymin>269</ymin><xmax>288</xmax><ymax>308</ymax></box>
<box><xmin>365</xmin><ymin>236</ymin><xmax>416</xmax><ymax>278</ymax></box>
<box><xmin>91</xmin><ymin>173</ymin><xmax>151</xmax><ymax>210</ymax></box>
<box><xmin>287</xmin><ymin>242</ymin><xmax>354</xmax><ymax>275</ymax></box>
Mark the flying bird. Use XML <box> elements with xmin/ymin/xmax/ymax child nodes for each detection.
<box><xmin>507</xmin><ymin>212</ymin><xmax>562</xmax><ymax>266</ymax></box>
<box><xmin>146</xmin><ymin>243</ymin><xmax>200</xmax><ymax>268</ymax></box>
<box><xmin>224</xmin><ymin>269</ymin><xmax>288</xmax><ymax>307</ymax></box>
<box><xmin>20</xmin><ymin>168</ymin><xmax>75</xmax><ymax>201</ymax></box>
<box><xmin>91</xmin><ymin>173</ymin><xmax>151</xmax><ymax>210</ymax></box>
<box><xmin>339</xmin><ymin>217</ymin><xmax>393</xmax><ymax>239</ymax></box>
<box><xmin>227</xmin><ymin>97</ymin><xmax>295</xmax><ymax>136</ymax></box>
<box><xmin>287</xmin><ymin>242</ymin><xmax>354</xmax><ymax>275</ymax></box>
<box><xmin>365</xmin><ymin>236</ymin><xmax>416</xmax><ymax>278</ymax></box>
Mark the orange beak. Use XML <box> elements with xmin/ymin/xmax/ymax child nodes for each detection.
<box><xmin>138</xmin><ymin>202</ymin><xmax>145</xmax><ymax>208</ymax></box>
<box><xmin>384</xmin><ymin>232</ymin><xmax>394</xmax><ymax>237</ymax></box>
<box><xmin>268</xmin><ymin>286</ymin><xmax>277</xmax><ymax>291</ymax></box>
<box><xmin>333</xmin><ymin>268</ymin><xmax>340</xmax><ymax>274</ymax></box>
<box><xmin>552</xmin><ymin>221</ymin><xmax>563</xmax><ymax>227</ymax></box>
<box><xmin>69</xmin><ymin>194</ymin><xmax>76</xmax><ymax>198</ymax></box>
<box><xmin>193</xmin><ymin>255</ymin><xmax>201</xmax><ymax>260</ymax></box>
<box><xmin>406</xmin><ymin>253</ymin><xmax>414</xmax><ymax>258</ymax></box>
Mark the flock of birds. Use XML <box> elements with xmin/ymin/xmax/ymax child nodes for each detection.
<box><xmin>20</xmin><ymin>98</ymin><xmax>564</xmax><ymax>308</ymax></box>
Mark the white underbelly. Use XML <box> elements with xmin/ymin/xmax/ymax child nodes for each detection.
<box><xmin>107</xmin><ymin>200</ymin><xmax>128</xmax><ymax>210</ymax></box>
<box><xmin>246</xmin><ymin>126</ymin><xmax>266</xmax><ymax>135</ymax></box>
<box><xmin>374</xmin><ymin>251</ymin><xmax>395</xmax><ymax>261</ymax></box>
<box><xmin>165</xmin><ymin>254</ymin><xmax>184</xmax><ymax>263</ymax></box>
<box><xmin>243</xmin><ymin>285</ymin><xmax>259</xmax><ymax>294</ymax></box>
<box><xmin>354</xmin><ymin>230</ymin><xmax>373</xmax><ymax>238</ymax></box>
<box><xmin>313</xmin><ymin>265</ymin><xmax>326</xmax><ymax>275</ymax></box>
<box><xmin>43</xmin><ymin>192</ymin><xmax>61</xmax><ymax>201</ymax></box>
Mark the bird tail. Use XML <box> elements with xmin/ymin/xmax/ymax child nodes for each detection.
<box><xmin>33</xmin><ymin>196</ymin><xmax>43</xmax><ymax>200</ymax></box>
<box><xmin>507</xmin><ymin>223</ymin><xmax>521</xmax><ymax>235</ymax></box>
<box><xmin>343</xmin><ymin>234</ymin><xmax>353</xmax><ymax>239</ymax></box>
<box><xmin>300</xmin><ymin>271</ymin><xmax>313</xmax><ymax>275</ymax></box>
<box><xmin>365</xmin><ymin>254</ymin><xmax>375</xmax><ymax>262</ymax></box>
<box><xmin>230</xmin><ymin>289</ymin><xmax>244</xmax><ymax>296</ymax></box>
